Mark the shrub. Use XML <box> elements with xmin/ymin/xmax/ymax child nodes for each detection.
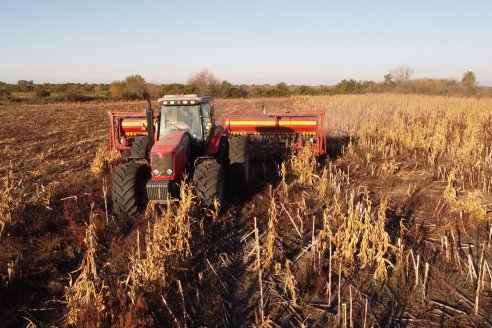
<box><xmin>0</xmin><ymin>88</ymin><xmax>11</xmax><ymax>98</ymax></box>
<box><xmin>36</xmin><ymin>89</ymin><xmax>51</xmax><ymax>98</ymax></box>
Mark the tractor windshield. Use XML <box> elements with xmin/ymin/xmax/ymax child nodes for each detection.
<box><xmin>159</xmin><ymin>105</ymin><xmax>202</xmax><ymax>140</ymax></box>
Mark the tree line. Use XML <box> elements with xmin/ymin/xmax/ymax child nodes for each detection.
<box><xmin>0</xmin><ymin>67</ymin><xmax>486</xmax><ymax>102</ymax></box>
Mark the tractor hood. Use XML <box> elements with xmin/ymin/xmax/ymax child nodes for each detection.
<box><xmin>150</xmin><ymin>131</ymin><xmax>191</xmax><ymax>180</ymax></box>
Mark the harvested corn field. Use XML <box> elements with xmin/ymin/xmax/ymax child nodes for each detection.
<box><xmin>1</xmin><ymin>94</ymin><xmax>492</xmax><ymax>327</ymax></box>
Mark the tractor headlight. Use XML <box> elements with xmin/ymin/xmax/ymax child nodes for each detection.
<box><xmin>166</xmin><ymin>169</ymin><xmax>173</xmax><ymax>175</ymax></box>
<box><xmin>153</xmin><ymin>169</ymin><xmax>160</xmax><ymax>176</ymax></box>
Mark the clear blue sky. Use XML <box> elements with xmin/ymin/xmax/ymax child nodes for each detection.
<box><xmin>1</xmin><ymin>0</ymin><xmax>491</xmax><ymax>85</ymax></box>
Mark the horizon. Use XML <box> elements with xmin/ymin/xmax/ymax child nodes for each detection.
<box><xmin>1</xmin><ymin>1</ymin><xmax>491</xmax><ymax>86</ymax></box>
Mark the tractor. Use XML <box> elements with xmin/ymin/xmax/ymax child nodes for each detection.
<box><xmin>108</xmin><ymin>94</ymin><xmax>326</xmax><ymax>216</ymax></box>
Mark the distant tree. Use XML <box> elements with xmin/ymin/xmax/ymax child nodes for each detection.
<box><xmin>124</xmin><ymin>75</ymin><xmax>147</xmax><ymax>99</ymax></box>
<box><xmin>462</xmin><ymin>71</ymin><xmax>477</xmax><ymax>87</ymax></box>
<box><xmin>109</xmin><ymin>80</ymin><xmax>127</xmax><ymax>98</ymax></box>
<box><xmin>64</xmin><ymin>85</ymin><xmax>87</xmax><ymax>101</ymax></box>
<box><xmin>297</xmin><ymin>85</ymin><xmax>315</xmax><ymax>95</ymax></box>
<box><xmin>384</xmin><ymin>73</ymin><xmax>393</xmax><ymax>83</ymax></box>
<box><xmin>335</xmin><ymin>79</ymin><xmax>359</xmax><ymax>94</ymax></box>
<box><xmin>219</xmin><ymin>80</ymin><xmax>233</xmax><ymax>98</ymax></box>
<box><xmin>229</xmin><ymin>85</ymin><xmax>249</xmax><ymax>98</ymax></box>
<box><xmin>0</xmin><ymin>87</ymin><xmax>11</xmax><ymax>98</ymax></box>
<box><xmin>17</xmin><ymin>80</ymin><xmax>34</xmax><ymax>92</ymax></box>
<box><xmin>275</xmin><ymin>82</ymin><xmax>289</xmax><ymax>97</ymax></box>
<box><xmin>183</xmin><ymin>84</ymin><xmax>197</xmax><ymax>95</ymax></box>
<box><xmin>159</xmin><ymin>83</ymin><xmax>186</xmax><ymax>96</ymax></box>
<box><xmin>334</xmin><ymin>79</ymin><xmax>374</xmax><ymax>94</ymax></box>
<box><xmin>391</xmin><ymin>65</ymin><xmax>414</xmax><ymax>82</ymax></box>
<box><xmin>109</xmin><ymin>75</ymin><xmax>147</xmax><ymax>100</ymax></box>
<box><xmin>187</xmin><ymin>69</ymin><xmax>219</xmax><ymax>96</ymax></box>
<box><xmin>462</xmin><ymin>71</ymin><xmax>477</xmax><ymax>96</ymax></box>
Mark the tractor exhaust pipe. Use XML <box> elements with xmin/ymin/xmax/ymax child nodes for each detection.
<box><xmin>144</xmin><ymin>94</ymin><xmax>155</xmax><ymax>152</ymax></box>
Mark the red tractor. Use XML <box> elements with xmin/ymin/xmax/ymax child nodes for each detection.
<box><xmin>108</xmin><ymin>94</ymin><xmax>326</xmax><ymax>216</ymax></box>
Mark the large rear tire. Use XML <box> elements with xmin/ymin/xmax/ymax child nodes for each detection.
<box><xmin>193</xmin><ymin>161</ymin><xmax>224</xmax><ymax>207</ymax></box>
<box><xmin>130</xmin><ymin>136</ymin><xmax>148</xmax><ymax>159</ymax></box>
<box><xmin>112</xmin><ymin>162</ymin><xmax>149</xmax><ymax>217</ymax></box>
<box><xmin>229</xmin><ymin>135</ymin><xmax>250</xmax><ymax>189</ymax></box>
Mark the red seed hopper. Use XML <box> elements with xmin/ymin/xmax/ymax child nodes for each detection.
<box><xmin>222</xmin><ymin>111</ymin><xmax>326</xmax><ymax>155</ymax></box>
<box><xmin>108</xmin><ymin>111</ymin><xmax>158</xmax><ymax>153</ymax></box>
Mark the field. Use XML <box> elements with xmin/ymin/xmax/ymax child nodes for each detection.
<box><xmin>1</xmin><ymin>94</ymin><xmax>492</xmax><ymax>327</ymax></box>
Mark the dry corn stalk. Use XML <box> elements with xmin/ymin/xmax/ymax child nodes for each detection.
<box><xmin>125</xmin><ymin>180</ymin><xmax>195</xmax><ymax>303</ymax></box>
<box><xmin>263</xmin><ymin>190</ymin><xmax>277</xmax><ymax>269</ymax></box>
<box><xmin>289</xmin><ymin>143</ymin><xmax>317</xmax><ymax>185</ymax></box>
<box><xmin>0</xmin><ymin>171</ymin><xmax>15</xmax><ymax>237</ymax></box>
<box><xmin>283</xmin><ymin>260</ymin><xmax>297</xmax><ymax>306</ymax></box>
<box><xmin>65</xmin><ymin>206</ymin><xmax>106</xmax><ymax>326</ymax></box>
<box><xmin>334</xmin><ymin>195</ymin><xmax>393</xmax><ymax>281</ymax></box>
<box><xmin>90</xmin><ymin>143</ymin><xmax>120</xmax><ymax>176</ymax></box>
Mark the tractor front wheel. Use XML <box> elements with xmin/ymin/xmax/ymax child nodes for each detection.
<box><xmin>193</xmin><ymin>161</ymin><xmax>224</xmax><ymax>207</ymax></box>
<box><xmin>112</xmin><ymin>162</ymin><xmax>149</xmax><ymax>217</ymax></box>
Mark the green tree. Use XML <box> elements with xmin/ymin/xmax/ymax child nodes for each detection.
<box><xmin>124</xmin><ymin>75</ymin><xmax>147</xmax><ymax>99</ymax></box>
<box><xmin>219</xmin><ymin>80</ymin><xmax>233</xmax><ymax>98</ymax></box>
<box><xmin>109</xmin><ymin>75</ymin><xmax>147</xmax><ymax>100</ymax></box>
<box><xmin>335</xmin><ymin>79</ymin><xmax>359</xmax><ymax>94</ymax></box>
<box><xmin>297</xmin><ymin>85</ymin><xmax>315</xmax><ymax>95</ymax></box>
<box><xmin>17</xmin><ymin>80</ymin><xmax>34</xmax><ymax>92</ymax></box>
<box><xmin>275</xmin><ymin>82</ymin><xmax>289</xmax><ymax>97</ymax></box>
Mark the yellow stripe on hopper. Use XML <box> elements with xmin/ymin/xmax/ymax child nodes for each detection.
<box><xmin>228</xmin><ymin>121</ymin><xmax>276</xmax><ymax>126</ymax></box>
<box><xmin>122</xmin><ymin>123</ymin><xmax>146</xmax><ymax>127</ymax></box>
<box><xmin>228</xmin><ymin>121</ymin><xmax>316</xmax><ymax>126</ymax></box>
<box><xmin>279</xmin><ymin>121</ymin><xmax>317</xmax><ymax>126</ymax></box>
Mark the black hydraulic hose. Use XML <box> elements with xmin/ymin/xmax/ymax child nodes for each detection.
<box><xmin>144</xmin><ymin>94</ymin><xmax>154</xmax><ymax>152</ymax></box>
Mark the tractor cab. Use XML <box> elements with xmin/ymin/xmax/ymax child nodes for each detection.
<box><xmin>157</xmin><ymin>95</ymin><xmax>215</xmax><ymax>149</ymax></box>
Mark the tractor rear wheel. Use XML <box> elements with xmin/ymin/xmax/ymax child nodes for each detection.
<box><xmin>229</xmin><ymin>135</ymin><xmax>250</xmax><ymax>189</ymax></box>
<box><xmin>120</xmin><ymin>150</ymin><xmax>131</xmax><ymax>163</ymax></box>
<box><xmin>130</xmin><ymin>136</ymin><xmax>148</xmax><ymax>159</ymax></box>
<box><xmin>112</xmin><ymin>162</ymin><xmax>149</xmax><ymax>217</ymax></box>
<box><xmin>193</xmin><ymin>161</ymin><xmax>224</xmax><ymax>207</ymax></box>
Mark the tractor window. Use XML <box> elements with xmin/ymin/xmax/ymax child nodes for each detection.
<box><xmin>160</xmin><ymin>105</ymin><xmax>202</xmax><ymax>140</ymax></box>
<box><xmin>201</xmin><ymin>103</ymin><xmax>211</xmax><ymax>123</ymax></box>
<box><xmin>201</xmin><ymin>103</ymin><xmax>212</xmax><ymax>138</ymax></box>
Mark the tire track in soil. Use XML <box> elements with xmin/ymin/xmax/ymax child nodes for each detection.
<box><xmin>216</xmin><ymin>187</ymin><xmax>272</xmax><ymax>327</ymax></box>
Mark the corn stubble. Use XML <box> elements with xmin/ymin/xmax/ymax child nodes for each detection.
<box><xmin>38</xmin><ymin>94</ymin><xmax>492</xmax><ymax>326</ymax></box>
